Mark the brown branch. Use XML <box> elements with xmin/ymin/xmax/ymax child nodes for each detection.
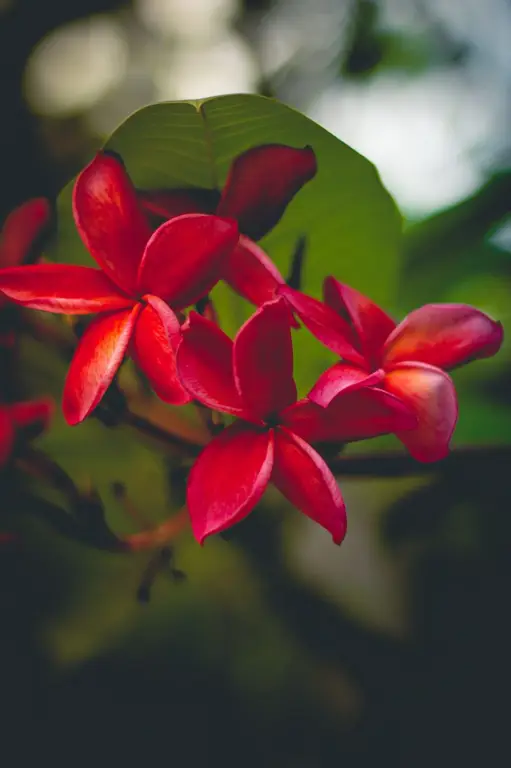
<box><xmin>16</xmin><ymin>444</ymin><xmax>82</xmax><ymax>507</ymax></box>
<box><xmin>18</xmin><ymin>439</ymin><xmax>511</xmax><ymax>555</ymax></box>
<box><xmin>123</xmin><ymin>410</ymin><xmax>201</xmax><ymax>457</ymax></box>
<box><xmin>120</xmin><ymin>506</ymin><xmax>189</xmax><ymax>552</ymax></box>
<box><xmin>326</xmin><ymin>444</ymin><xmax>511</xmax><ymax>477</ymax></box>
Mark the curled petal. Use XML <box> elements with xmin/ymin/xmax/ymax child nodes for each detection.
<box><xmin>137</xmin><ymin>187</ymin><xmax>219</xmax><ymax>222</ymax></box>
<box><xmin>382</xmin><ymin>303</ymin><xmax>504</xmax><ymax>370</ymax></box>
<box><xmin>0</xmin><ymin>264</ymin><xmax>134</xmax><ymax>314</ymax></box>
<box><xmin>217</xmin><ymin>144</ymin><xmax>317</xmax><ymax>240</ymax></box>
<box><xmin>8</xmin><ymin>397</ymin><xmax>54</xmax><ymax>436</ymax></box>
<box><xmin>308</xmin><ymin>362</ymin><xmax>384</xmax><ymax>407</ymax></box>
<box><xmin>177</xmin><ymin>311</ymin><xmax>247</xmax><ymax>416</ymax></box>
<box><xmin>63</xmin><ymin>305</ymin><xmax>141</xmax><ymax>425</ymax></box>
<box><xmin>187</xmin><ymin>423</ymin><xmax>274</xmax><ymax>544</ymax></box>
<box><xmin>323</xmin><ymin>277</ymin><xmax>396</xmax><ymax>366</ymax></box>
<box><xmin>234</xmin><ymin>298</ymin><xmax>296</xmax><ymax>420</ymax></box>
<box><xmin>0</xmin><ymin>198</ymin><xmax>51</xmax><ymax>269</ymax></box>
<box><xmin>131</xmin><ymin>295</ymin><xmax>190</xmax><ymax>405</ymax></box>
<box><xmin>224</xmin><ymin>235</ymin><xmax>285</xmax><ymax>306</ymax></box>
<box><xmin>384</xmin><ymin>362</ymin><xmax>458</xmax><ymax>462</ymax></box>
<box><xmin>278</xmin><ymin>285</ymin><xmax>366</xmax><ymax>366</ymax></box>
<box><xmin>73</xmin><ymin>152</ymin><xmax>152</xmax><ymax>294</ymax></box>
<box><xmin>0</xmin><ymin>408</ymin><xmax>14</xmax><ymax>465</ymax></box>
<box><xmin>279</xmin><ymin>399</ymin><xmax>328</xmax><ymax>442</ymax></box>
<box><xmin>273</xmin><ymin>427</ymin><xmax>346</xmax><ymax>544</ymax></box>
<box><xmin>281</xmin><ymin>389</ymin><xmax>417</xmax><ymax>444</ymax></box>
<box><xmin>137</xmin><ymin>214</ymin><xmax>238</xmax><ymax>308</ymax></box>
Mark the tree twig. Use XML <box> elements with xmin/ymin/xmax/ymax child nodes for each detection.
<box><xmin>16</xmin><ymin>444</ymin><xmax>82</xmax><ymax>507</ymax></box>
<box><xmin>326</xmin><ymin>444</ymin><xmax>511</xmax><ymax>477</ymax></box>
<box><xmin>123</xmin><ymin>410</ymin><xmax>201</xmax><ymax>457</ymax></box>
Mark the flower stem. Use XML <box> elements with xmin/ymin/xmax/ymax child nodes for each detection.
<box><xmin>121</xmin><ymin>506</ymin><xmax>189</xmax><ymax>552</ymax></box>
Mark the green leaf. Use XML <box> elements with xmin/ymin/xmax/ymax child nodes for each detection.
<box><xmin>51</xmin><ymin>95</ymin><xmax>401</xmax><ymax>305</ymax></box>
<box><xmin>49</xmin><ymin>94</ymin><xmax>401</xmax><ymax>394</ymax></box>
<box><xmin>110</xmin><ymin>96</ymin><xmax>400</xmax><ymax>301</ymax></box>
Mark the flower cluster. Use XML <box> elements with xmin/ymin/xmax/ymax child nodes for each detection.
<box><xmin>0</xmin><ymin>145</ymin><xmax>503</xmax><ymax>545</ymax></box>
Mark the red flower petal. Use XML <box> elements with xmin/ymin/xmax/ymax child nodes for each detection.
<box><xmin>280</xmin><ymin>389</ymin><xmax>417</xmax><ymax>444</ymax></box>
<box><xmin>234</xmin><ymin>298</ymin><xmax>297</xmax><ymax>420</ymax></box>
<box><xmin>223</xmin><ymin>235</ymin><xmax>285</xmax><ymax>306</ymax></box>
<box><xmin>186</xmin><ymin>423</ymin><xmax>274</xmax><ymax>544</ymax></box>
<box><xmin>0</xmin><ymin>264</ymin><xmax>134</xmax><ymax>314</ymax></box>
<box><xmin>0</xmin><ymin>198</ymin><xmax>51</xmax><ymax>269</ymax></box>
<box><xmin>217</xmin><ymin>144</ymin><xmax>317</xmax><ymax>241</ymax></box>
<box><xmin>383</xmin><ymin>362</ymin><xmax>458</xmax><ymax>462</ymax></box>
<box><xmin>273</xmin><ymin>427</ymin><xmax>346</xmax><ymax>544</ymax></box>
<box><xmin>73</xmin><ymin>152</ymin><xmax>152</xmax><ymax>295</ymax></box>
<box><xmin>308</xmin><ymin>362</ymin><xmax>384</xmax><ymax>407</ymax></box>
<box><xmin>137</xmin><ymin>187</ymin><xmax>218</xmax><ymax>222</ymax></box>
<box><xmin>131</xmin><ymin>295</ymin><xmax>190</xmax><ymax>405</ymax></box>
<box><xmin>137</xmin><ymin>213</ymin><xmax>238</xmax><ymax>308</ymax></box>
<box><xmin>8</xmin><ymin>397</ymin><xmax>54</xmax><ymax>434</ymax></box>
<box><xmin>277</xmin><ymin>285</ymin><xmax>366</xmax><ymax>366</ymax></box>
<box><xmin>62</xmin><ymin>305</ymin><xmax>141</xmax><ymax>425</ymax></box>
<box><xmin>382</xmin><ymin>303</ymin><xmax>504</xmax><ymax>370</ymax></box>
<box><xmin>177</xmin><ymin>311</ymin><xmax>247</xmax><ymax>416</ymax></box>
<box><xmin>323</xmin><ymin>277</ymin><xmax>396</xmax><ymax>366</ymax></box>
<box><xmin>0</xmin><ymin>408</ymin><xmax>14</xmax><ymax>465</ymax></box>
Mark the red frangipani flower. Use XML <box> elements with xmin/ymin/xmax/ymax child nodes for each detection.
<box><xmin>0</xmin><ymin>153</ymin><xmax>239</xmax><ymax>425</ymax></box>
<box><xmin>176</xmin><ymin>298</ymin><xmax>416</xmax><ymax>544</ymax></box>
<box><xmin>280</xmin><ymin>279</ymin><xmax>504</xmax><ymax>462</ymax></box>
<box><xmin>0</xmin><ymin>397</ymin><xmax>53</xmax><ymax>465</ymax></box>
<box><xmin>138</xmin><ymin>143</ymin><xmax>317</xmax><ymax>307</ymax></box>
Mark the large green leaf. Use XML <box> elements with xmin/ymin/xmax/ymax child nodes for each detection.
<box><xmin>50</xmin><ymin>94</ymin><xmax>401</xmax><ymax>394</ymax></box>
<box><xmin>51</xmin><ymin>95</ymin><xmax>400</xmax><ymax>303</ymax></box>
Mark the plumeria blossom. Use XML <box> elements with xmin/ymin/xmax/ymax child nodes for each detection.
<box><xmin>0</xmin><ymin>153</ymin><xmax>239</xmax><ymax>425</ymax></box>
<box><xmin>280</xmin><ymin>279</ymin><xmax>504</xmax><ymax>462</ymax></box>
<box><xmin>0</xmin><ymin>396</ymin><xmax>53</xmax><ymax>466</ymax></box>
<box><xmin>138</xmin><ymin>143</ymin><xmax>317</xmax><ymax>308</ymax></box>
<box><xmin>176</xmin><ymin>298</ymin><xmax>417</xmax><ymax>544</ymax></box>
